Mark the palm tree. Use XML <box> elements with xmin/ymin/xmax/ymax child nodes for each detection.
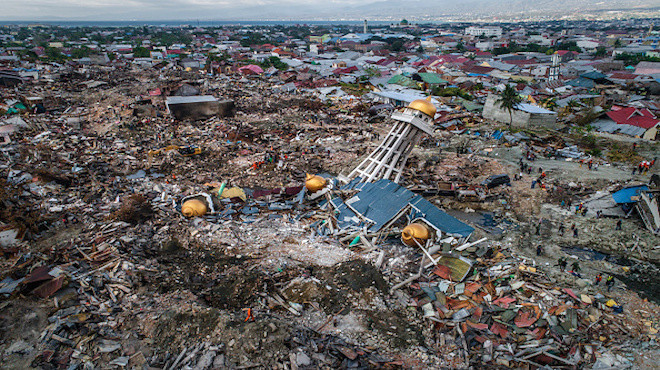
<box><xmin>496</xmin><ymin>85</ymin><xmax>523</xmax><ymax>126</ymax></box>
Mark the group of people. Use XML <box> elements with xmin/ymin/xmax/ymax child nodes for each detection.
<box><xmin>518</xmin><ymin>158</ymin><xmax>534</xmax><ymax>175</ymax></box>
<box><xmin>251</xmin><ymin>150</ymin><xmax>286</xmax><ymax>170</ymax></box>
<box><xmin>578</xmin><ymin>158</ymin><xmax>599</xmax><ymax>171</ymax></box>
<box><xmin>632</xmin><ymin>158</ymin><xmax>655</xmax><ymax>175</ymax></box>
<box><xmin>556</xmin><ymin>260</ymin><xmax>617</xmax><ymax>292</ymax></box>
<box><xmin>556</xmin><ymin>222</ymin><xmax>579</xmax><ymax>237</ymax></box>
<box><xmin>531</xmin><ymin>168</ymin><xmax>548</xmax><ymax>189</ymax></box>
<box><xmin>594</xmin><ymin>273</ymin><xmax>616</xmax><ymax>292</ymax></box>
<box><xmin>574</xmin><ymin>202</ymin><xmax>588</xmax><ymax>217</ymax></box>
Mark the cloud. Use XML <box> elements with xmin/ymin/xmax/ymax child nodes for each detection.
<box><xmin>0</xmin><ymin>0</ymin><xmax>371</xmax><ymax>20</ymax></box>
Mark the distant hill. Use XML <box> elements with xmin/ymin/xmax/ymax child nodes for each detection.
<box><xmin>320</xmin><ymin>0</ymin><xmax>660</xmax><ymax>20</ymax></box>
<box><xmin>217</xmin><ymin>0</ymin><xmax>660</xmax><ymax>21</ymax></box>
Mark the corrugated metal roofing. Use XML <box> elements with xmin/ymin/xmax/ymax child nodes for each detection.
<box><xmin>417</xmin><ymin>72</ymin><xmax>448</xmax><ymax>84</ymax></box>
<box><xmin>516</xmin><ymin>103</ymin><xmax>556</xmax><ymax>115</ymax></box>
<box><xmin>592</xmin><ymin>119</ymin><xmax>647</xmax><ymax>137</ymax></box>
<box><xmin>340</xmin><ymin>179</ymin><xmax>474</xmax><ymax>237</ymax></box>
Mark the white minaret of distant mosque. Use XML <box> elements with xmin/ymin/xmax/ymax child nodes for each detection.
<box><xmin>548</xmin><ymin>53</ymin><xmax>560</xmax><ymax>81</ymax></box>
<box><xmin>349</xmin><ymin>98</ymin><xmax>436</xmax><ymax>183</ymax></box>
<box><xmin>364</xmin><ymin>20</ymin><xmax>368</xmax><ymax>34</ymax></box>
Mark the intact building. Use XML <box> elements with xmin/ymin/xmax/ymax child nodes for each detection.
<box><xmin>465</xmin><ymin>26</ymin><xmax>502</xmax><ymax>37</ymax></box>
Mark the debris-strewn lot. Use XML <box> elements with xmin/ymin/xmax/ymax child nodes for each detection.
<box><xmin>1</xmin><ymin>62</ymin><xmax>658</xmax><ymax>370</ymax></box>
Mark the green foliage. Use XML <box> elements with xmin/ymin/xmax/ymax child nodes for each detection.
<box><xmin>45</xmin><ymin>47</ymin><xmax>66</xmax><ymax>62</ymax></box>
<box><xmin>587</xmin><ymin>148</ymin><xmax>602</xmax><ymax>157</ymax></box>
<box><xmin>575</xmin><ymin>108</ymin><xmax>600</xmax><ymax>127</ymax></box>
<box><xmin>71</xmin><ymin>46</ymin><xmax>91</xmax><ymax>59</ymax></box>
<box><xmin>432</xmin><ymin>87</ymin><xmax>473</xmax><ymax>100</ymax></box>
<box><xmin>496</xmin><ymin>85</ymin><xmax>523</xmax><ymax>126</ymax></box>
<box><xmin>578</xmin><ymin>133</ymin><xmax>598</xmax><ymax>149</ymax></box>
<box><xmin>400</xmin><ymin>19</ymin><xmax>409</xmax><ymax>25</ymax></box>
<box><xmin>614</xmin><ymin>52</ymin><xmax>660</xmax><ymax>64</ymax></box>
<box><xmin>493</xmin><ymin>41</ymin><xmax>581</xmax><ymax>56</ymax></box>
<box><xmin>240</xmin><ymin>32</ymin><xmax>268</xmax><ymax>47</ymax></box>
<box><xmin>152</xmin><ymin>30</ymin><xmax>192</xmax><ymax>47</ymax></box>
<box><xmin>363</xmin><ymin>66</ymin><xmax>381</xmax><ymax>77</ymax></box>
<box><xmin>259</xmin><ymin>56</ymin><xmax>288</xmax><ymax>71</ymax></box>
<box><xmin>207</xmin><ymin>52</ymin><xmax>229</xmax><ymax>63</ymax></box>
<box><xmin>132</xmin><ymin>46</ymin><xmax>151</xmax><ymax>58</ymax></box>
<box><xmin>389</xmin><ymin>39</ymin><xmax>404</xmax><ymax>52</ymax></box>
<box><xmin>593</xmin><ymin>46</ymin><xmax>608</xmax><ymax>57</ymax></box>
<box><xmin>554</xmin><ymin>41</ymin><xmax>582</xmax><ymax>53</ymax></box>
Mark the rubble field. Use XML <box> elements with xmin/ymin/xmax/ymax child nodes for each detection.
<box><xmin>1</xmin><ymin>65</ymin><xmax>659</xmax><ymax>370</ymax></box>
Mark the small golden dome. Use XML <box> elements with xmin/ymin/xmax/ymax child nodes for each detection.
<box><xmin>408</xmin><ymin>96</ymin><xmax>436</xmax><ymax>118</ymax></box>
<box><xmin>305</xmin><ymin>173</ymin><xmax>327</xmax><ymax>192</ymax></box>
<box><xmin>401</xmin><ymin>223</ymin><xmax>431</xmax><ymax>247</ymax></box>
<box><xmin>182</xmin><ymin>199</ymin><xmax>208</xmax><ymax>218</ymax></box>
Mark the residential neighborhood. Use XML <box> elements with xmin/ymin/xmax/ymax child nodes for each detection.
<box><xmin>1</xmin><ymin>17</ymin><xmax>659</xmax><ymax>369</ymax></box>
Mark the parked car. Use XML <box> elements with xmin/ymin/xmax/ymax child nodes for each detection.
<box><xmin>481</xmin><ymin>174</ymin><xmax>511</xmax><ymax>189</ymax></box>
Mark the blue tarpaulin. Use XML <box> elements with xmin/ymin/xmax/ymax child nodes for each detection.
<box><xmin>612</xmin><ymin>186</ymin><xmax>649</xmax><ymax>204</ymax></box>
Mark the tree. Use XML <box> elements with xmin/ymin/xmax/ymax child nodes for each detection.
<box><xmin>496</xmin><ymin>85</ymin><xmax>522</xmax><ymax>126</ymax></box>
<box><xmin>594</xmin><ymin>46</ymin><xmax>607</xmax><ymax>57</ymax></box>
<box><xmin>45</xmin><ymin>47</ymin><xmax>66</xmax><ymax>62</ymax></box>
<box><xmin>71</xmin><ymin>46</ymin><xmax>91</xmax><ymax>59</ymax></box>
<box><xmin>133</xmin><ymin>46</ymin><xmax>151</xmax><ymax>58</ymax></box>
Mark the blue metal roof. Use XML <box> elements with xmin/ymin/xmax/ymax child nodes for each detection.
<box><xmin>340</xmin><ymin>179</ymin><xmax>474</xmax><ymax>237</ymax></box>
<box><xmin>612</xmin><ymin>185</ymin><xmax>649</xmax><ymax>204</ymax></box>
<box><xmin>566</xmin><ymin>77</ymin><xmax>595</xmax><ymax>88</ymax></box>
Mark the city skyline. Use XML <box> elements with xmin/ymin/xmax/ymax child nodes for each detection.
<box><xmin>2</xmin><ymin>0</ymin><xmax>659</xmax><ymax>22</ymax></box>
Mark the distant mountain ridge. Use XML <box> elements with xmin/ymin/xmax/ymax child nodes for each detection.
<box><xmin>218</xmin><ymin>0</ymin><xmax>660</xmax><ymax>20</ymax></box>
<box><xmin>319</xmin><ymin>0</ymin><xmax>660</xmax><ymax>19</ymax></box>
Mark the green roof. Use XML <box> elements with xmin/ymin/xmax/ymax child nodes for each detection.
<box><xmin>417</xmin><ymin>72</ymin><xmax>448</xmax><ymax>85</ymax></box>
<box><xmin>387</xmin><ymin>74</ymin><xmax>418</xmax><ymax>88</ymax></box>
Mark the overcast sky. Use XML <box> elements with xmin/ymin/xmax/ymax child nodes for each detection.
<box><xmin>0</xmin><ymin>0</ymin><xmax>364</xmax><ymax>21</ymax></box>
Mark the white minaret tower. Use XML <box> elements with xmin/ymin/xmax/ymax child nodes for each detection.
<box><xmin>548</xmin><ymin>53</ymin><xmax>560</xmax><ymax>81</ymax></box>
<box><xmin>349</xmin><ymin>97</ymin><xmax>436</xmax><ymax>183</ymax></box>
<box><xmin>363</xmin><ymin>20</ymin><xmax>368</xmax><ymax>34</ymax></box>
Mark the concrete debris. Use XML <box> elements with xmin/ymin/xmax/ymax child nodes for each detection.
<box><xmin>0</xmin><ymin>22</ymin><xmax>658</xmax><ymax>369</ymax></box>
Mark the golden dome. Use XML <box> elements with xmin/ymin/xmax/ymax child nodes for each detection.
<box><xmin>305</xmin><ymin>173</ymin><xmax>327</xmax><ymax>192</ymax></box>
<box><xmin>182</xmin><ymin>199</ymin><xmax>208</xmax><ymax>217</ymax></box>
<box><xmin>401</xmin><ymin>223</ymin><xmax>431</xmax><ymax>247</ymax></box>
<box><xmin>408</xmin><ymin>96</ymin><xmax>436</xmax><ymax>118</ymax></box>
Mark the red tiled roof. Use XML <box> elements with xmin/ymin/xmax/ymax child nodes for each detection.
<box><xmin>609</xmin><ymin>72</ymin><xmax>638</xmax><ymax>80</ymax></box>
<box><xmin>463</xmin><ymin>65</ymin><xmax>494</xmax><ymax>74</ymax></box>
<box><xmin>333</xmin><ymin>66</ymin><xmax>358</xmax><ymax>74</ymax></box>
<box><xmin>606</xmin><ymin>107</ymin><xmax>659</xmax><ymax>129</ymax></box>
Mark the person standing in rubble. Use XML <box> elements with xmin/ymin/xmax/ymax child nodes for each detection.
<box><xmin>536</xmin><ymin>244</ymin><xmax>544</xmax><ymax>256</ymax></box>
<box><xmin>558</xmin><ymin>222</ymin><xmax>565</xmax><ymax>236</ymax></box>
<box><xmin>595</xmin><ymin>273</ymin><xmax>603</xmax><ymax>285</ymax></box>
<box><xmin>606</xmin><ymin>275</ymin><xmax>615</xmax><ymax>292</ymax></box>
<box><xmin>571</xmin><ymin>261</ymin><xmax>581</xmax><ymax>274</ymax></box>
<box><xmin>616</xmin><ymin>219</ymin><xmax>622</xmax><ymax>231</ymax></box>
<box><xmin>556</xmin><ymin>257</ymin><xmax>567</xmax><ymax>272</ymax></box>
<box><xmin>572</xmin><ymin>224</ymin><xmax>578</xmax><ymax>238</ymax></box>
